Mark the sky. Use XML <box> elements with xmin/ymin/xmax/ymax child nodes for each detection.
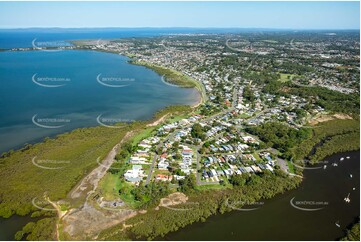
<box><xmin>0</xmin><ymin>1</ymin><xmax>359</xmax><ymax>29</ymax></box>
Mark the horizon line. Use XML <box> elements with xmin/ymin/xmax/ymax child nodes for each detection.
<box><xmin>0</xmin><ymin>27</ymin><xmax>360</xmax><ymax>31</ymax></box>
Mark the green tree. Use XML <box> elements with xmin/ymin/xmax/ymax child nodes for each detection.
<box><xmin>178</xmin><ymin>174</ymin><xmax>196</xmax><ymax>193</ymax></box>
<box><xmin>191</xmin><ymin>124</ymin><xmax>205</xmax><ymax>140</ymax></box>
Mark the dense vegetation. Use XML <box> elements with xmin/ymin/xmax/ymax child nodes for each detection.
<box><xmin>293</xmin><ymin>119</ymin><xmax>360</xmax><ymax>163</ymax></box>
<box><xmin>15</xmin><ymin>217</ymin><xmax>57</xmax><ymax>241</ymax></box>
<box><xmin>178</xmin><ymin>174</ymin><xmax>197</xmax><ymax>193</ymax></box>
<box><xmin>311</xmin><ymin>132</ymin><xmax>359</xmax><ymax>163</ymax></box>
<box><xmin>131</xmin><ymin>181</ymin><xmax>170</xmax><ymax>208</ymax></box>
<box><xmin>341</xmin><ymin>223</ymin><xmax>360</xmax><ymax>241</ymax></box>
<box><xmin>191</xmin><ymin>123</ymin><xmax>206</xmax><ymax>140</ymax></box>
<box><xmin>98</xmin><ymin>171</ymin><xmax>301</xmax><ymax>240</ymax></box>
<box><xmin>246</xmin><ymin>118</ymin><xmax>360</xmax><ymax>165</ymax></box>
<box><xmin>0</xmin><ymin>125</ymin><xmax>128</xmax><ymax>218</ymax></box>
<box><xmin>246</xmin><ymin>122</ymin><xmax>312</xmax><ymax>158</ymax></box>
<box><xmin>289</xmin><ymin>86</ymin><xmax>360</xmax><ymax>115</ymax></box>
<box><xmin>262</xmin><ymin>80</ymin><xmax>360</xmax><ymax>116</ymax></box>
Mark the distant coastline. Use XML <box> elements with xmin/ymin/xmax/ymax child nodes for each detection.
<box><xmin>71</xmin><ymin>39</ymin><xmax>207</xmax><ymax>106</ymax></box>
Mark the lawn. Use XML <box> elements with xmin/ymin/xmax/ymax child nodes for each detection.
<box><xmin>131</xmin><ymin>126</ymin><xmax>156</xmax><ymax>146</ymax></box>
<box><xmin>252</xmin><ymin>152</ymin><xmax>262</xmax><ymax>161</ymax></box>
<box><xmin>278</xmin><ymin>73</ymin><xmax>296</xmax><ymax>82</ymax></box>
<box><xmin>167</xmin><ymin>114</ymin><xmax>188</xmax><ymax>123</ymax></box>
<box><xmin>98</xmin><ymin>173</ymin><xmax>123</xmax><ymax>201</ymax></box>
<box><xmin>238</xmin><ymin>113</ymin><xmax>251</xmax><ymax>119</ymax></box>
<box><xmin>287</xmin><ymin>160</ymin><xmax>295</xmax><ymax>174</ymax></box>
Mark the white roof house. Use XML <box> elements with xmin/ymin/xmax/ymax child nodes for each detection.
<box><xmin>129</xmin><ymin>156</ymin><xmax>148</xmax><ymax>164</ymax></box>
<box><xmin>158</xmin><ymin>158</ymin><xmax>169</xmax><ymax>170</ymax></box>
<box><xmin>124</xmin><ymin>165</ymin><xmax>144</xmax><ymax>183</ymax></box>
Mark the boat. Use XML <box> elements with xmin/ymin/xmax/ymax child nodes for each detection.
<box><xmin>335</xmin><ymin>221</ymin><xmax>340</xmax><ymax>228</ymax></box>
<box><xmin>323</xmin><ymin>165</ymin><xmax>327</xmax><ymax>169</ymax></box>
<box><xmin>340</xmin><ymin>157</ymin><xmax>344</xmax><ymax>161</ymax></box>
<box><xmin>332</xmin><ymin>163</ymin><xmax>338</xmax><ymax>167</ymax></box>
<box><xmin>353</xmin><ymin>187</ymin><xmax>356</xmax><ymax>191</ymax></box>
<box><xmin>350</xmin><ymin>174</ymin><xmax>353</xmax><ymax>178</ymax></box>
<box><xmin>346</xmin><ymin>156</ymin><xmax>350</xmax><ymax>159</ymax></box>
<box><xmin>344</xmin><ymin>193</ymin><xmax>351</xmax><ymax>203</ymax></box>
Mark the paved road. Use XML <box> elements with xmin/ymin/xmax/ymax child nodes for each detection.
<box><xmin>144</xmin><ymin>83</ymin><xmax>269</xmax><ymax>186</ymax></box>
<box><xmin>145</xmin><ymin>131</ymin><xmax>177</xmax><ymax>184</ymax></box>
<box><xmin>146</xmin><ymin>154</ymin><xmax>158</xmax><ymax>184</ymax></box>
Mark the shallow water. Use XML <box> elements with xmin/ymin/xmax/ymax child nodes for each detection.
<box><xmin>0</xmin><ymin>50</ymin><xmax>199</xmax><ymax>153</ymax></box>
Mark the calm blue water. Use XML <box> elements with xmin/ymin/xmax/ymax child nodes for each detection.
<box><xmin>0</xmin><ymin>50</ymin><xmax>199</xmax><ymax>153</ymax></box>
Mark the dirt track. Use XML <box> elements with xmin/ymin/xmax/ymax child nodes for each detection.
<box><xmin>69</xmin><ymin>131</ymin><xmax>133</xmax><ymax>200</ymax></box>
<box><xmin>61</xmin><ymin>131</ymin><xmax>136</xmax><ymax>239</ymax></box>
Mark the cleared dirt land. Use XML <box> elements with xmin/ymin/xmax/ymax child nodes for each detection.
<box><xmin>308</xmin><ymin>113</ymin><xmax>352</xmax><ymax>126</ymax></box>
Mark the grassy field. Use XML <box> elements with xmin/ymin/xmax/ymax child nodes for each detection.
<box><xmin>131</xmin><ymin>126</ymin><xmax>156</xmax><ymax>146</ymax></box>
<box><xmin>252</xmin><ymin>152</ymin><xmax>262</xmax><ymax>161</ymax></box>
<box><xmin>278</xmin><ymin>73</ymin><xmax>296</xmax><ymax>82</ymax></box>
<box><xmin>238</xmin><ymin>113</ymin><xmax>251</xmax><ymax>119</ymax></box>
<box><xmin>287</xmin><ymin>160</ymin><xmax>295</xmax><ymax>174</ymax></box>
<box><xmin>166</xmin><ymin>113</ymin><xmax>189</xmax><ymax>123</ymax></box>
<box><xmin>98</xmin><ymin>173</ymin><xmax>123</xmax><ymax>201</ymax></box>
<box><xmin>98</xmin><ymin>168</ymin><xmax>148</xmax><ymax>209</ymax></box>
